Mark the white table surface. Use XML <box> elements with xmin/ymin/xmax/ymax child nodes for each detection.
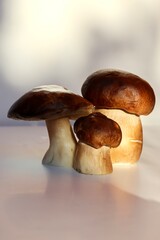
<box><xmin>0</xmin><ymin>125</ymin><xmax>160</xmax><ymax>240</ymax></box>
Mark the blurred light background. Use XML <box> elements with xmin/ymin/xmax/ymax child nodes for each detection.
<box><xmin>0</xmin><ymin>0</ymin><xmax>159</xmax><ymax>126</ymax></box>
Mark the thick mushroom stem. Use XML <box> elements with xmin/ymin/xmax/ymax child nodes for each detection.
<box><xmin>96</xmin><ymin>109</ymin><xmax>143</xmax><ymax>164</ymax></box>
<box><xmin>73</xmin><ymin>142</ymin><xmax>113</xmax><ymax>174</ymax></box>
<box><xmin>42</xmin><ymin>117</ymin><xmax>77</xmax><ymax>167</ymax></box>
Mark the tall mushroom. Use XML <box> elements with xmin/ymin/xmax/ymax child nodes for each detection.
<box><xmin>73</xmin><ymin>112</ymin><xmax>122</xmax><ymax>174</ymax></box>
<box><xmin>8</xmin><ymin>85</ymin><xmax>94</xmax><ymax>168</ymax></box>
<box><xmin>81</xmin><ymin>69</ymin><xmax>155</xmax><ymax>164</ymax></box>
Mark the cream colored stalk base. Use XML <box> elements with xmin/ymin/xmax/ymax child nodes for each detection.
<box><xmin>96</xmin><ymin>109</ymin><xmax>143</xmax><ymax>164</ymax></box>
<box><xmin>73</xmin><ymin>142</ymin><xmax>113</xmax><ymax>174</ymax></box>
<box><xmin>42</xmin><ymin>118</ymin><xmax>77</xmax><ymax>168</ymax></box>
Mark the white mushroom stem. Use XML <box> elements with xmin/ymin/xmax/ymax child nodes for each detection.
<box><xmin>73</xmin><ymin>142</ymin><xmax>113</xmax><ymax>174</ymax></box>
<box><xmin>42</xmin><ymin>118</ymin><xmax>77</xmax><ymax>168</ymax></box>
<box><xmin>96</xmin><ymin>109</ymin><xmax>143</xmax><ymax>164</ymax></box>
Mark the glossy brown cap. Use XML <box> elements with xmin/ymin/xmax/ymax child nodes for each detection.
<box><xmin>81</xmin><ymin>69</ymin><xmax>156</xmax><ymax>115</ymax></box>
<box><xmin>74</xmin><ymin>112</ymin><xmax>122</xmax><ymax>149</ymax></box>
<box><xmin>8</xmin><ymin>85</ymin><xmax>94</xmax><ymax>121</ymax></box>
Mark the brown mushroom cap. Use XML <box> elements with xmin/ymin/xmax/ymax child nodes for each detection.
<box><xmin>81</xmin><ymin>69</ymin><xmax>155</xmax><ymax>115</ymax></box>
<box><xmin>74</xmin><ymin>112</ymin><xmax>122</xmax><ymax>149</ymax></box>
<box><xmin>8</xmin><ymin>85</ymin><xmax>94</xmax><ymax>120</ymax></box>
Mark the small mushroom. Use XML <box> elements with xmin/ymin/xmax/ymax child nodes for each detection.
<box><xmin>73</xmin><ymin>112</ymin><xmax>122</xmax><ymax>175</ymax></box>
<box><xmin>8</xmin><ymin>85</ymin><xmax>94</xmax><ymax>168</ymax></box>
<box><xmin>81</xmin><ymin>69</ymin><xmax>156</xmax><ymax>164</ymax></box>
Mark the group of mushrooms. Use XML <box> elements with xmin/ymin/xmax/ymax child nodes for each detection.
<box><xmin>8</xmin><ymin>69</ymin><xmax>155</xmax><ymax>175</ymax></box>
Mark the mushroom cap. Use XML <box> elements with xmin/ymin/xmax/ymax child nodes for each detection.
<box><xmin>81</xmin><ymin>69</ymin><xmax>155</xmax><ymax>115</ymax></box>
<box><xmin>74</xmin><ymin>112</ymin><xmax>122</xmax><ymax>149</ymax></box>
<box><xmin>8</xmin><ymin>85</ymin><xmax>94</xmax><ymax>121</ymax></box>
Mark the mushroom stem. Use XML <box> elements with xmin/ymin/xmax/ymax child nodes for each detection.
<box><xmin>96</xmin><ymin>109</ymin><xmax>143</xmax><ymax>164</ymax></box>
<box><xmin>42</xmin><ymin>118</ymin><xmax>77</xmax><ymax>167</ymax></box>
<box><xmin>73</xmin><ymin>142</ymin><xmax>113</xmax><ymax>174</ymax></box>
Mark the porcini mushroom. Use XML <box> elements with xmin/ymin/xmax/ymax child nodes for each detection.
<box><xmin>8</xmin><ymin>85</ymin><xmax>94</xmax><ymax>167</ymax></box>
<box><xmin>81</xmin><ymin>69</ymin><xmax>155</xmax><ymax>164</ymax></box>
<box><xmin>73</xmin><ymin>112</ymin><xmax>122</xmax><ymax>174</ymax></box>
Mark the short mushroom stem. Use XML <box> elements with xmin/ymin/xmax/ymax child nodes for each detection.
<box><xmin>96</xmin><ymin>109</ymin><xmax>143</xmax><ymax>164</ymax></box>
<box><xmin>42</xmin><ymin>118</ymin><xmax>77</xmax><ymax>168</ymax></box>
<box><xmin>73</xmin><ymin>142</ymin><xmax>113</xmax><ymax>174</ymax></box>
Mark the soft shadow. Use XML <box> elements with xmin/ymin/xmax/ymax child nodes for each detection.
<box><xmin>3</xmin><ymin>167</ymin><xmax>160</xmax><ymax>240</ymax></box>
